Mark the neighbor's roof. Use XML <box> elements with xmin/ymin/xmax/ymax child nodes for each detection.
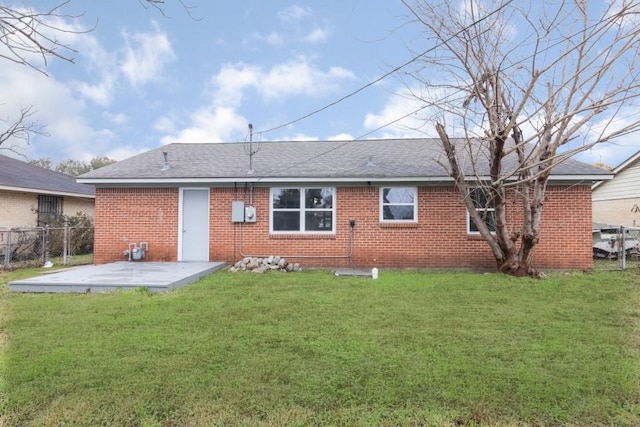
<box><xmin>592</xmin><ymin>149</ymin><xmax>640</xmax><ymax>190</ymax></box>
<box><xmin>77</xmin><ymin>138</ymin><xmax>612</xmax><ymax>185</ymax></box>
<box><xmin>0</xmin><ymin>155</ymin><xmax>95</xmax><ymax>197</ymax></box>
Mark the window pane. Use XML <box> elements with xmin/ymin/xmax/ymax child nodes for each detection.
<box><xmin>305</xmin><ymin>212</ymin><xmax>333</xmax><ymax>231</ymax></box>
<box><xmin>383</xmin><ymin>187</ymin><xmax>414</xmax><ymax>204</ymax></box>
<box><xmin>383</xmin><ymin>205</ymin><xmax>414</xmax><ymax>220</ymax></box>
<box><xmin>305</xmin><ymin>188</ymin><xmax>333</xmax><ymax>209</ymax></box>
<box><xmin>484</xmin><ymin>210</ymin><xmax>496</xmax><ymax>231</ymax></box>
<box><xmin>381</xmin><ymin>187</ymin><xmax>416</xmax><ymax>222</ymax></box>
<box><xmin>470</xmin><ymin>211</ymin><xmax>496</xmax><ymax>232</ymax></box>
<box><xmin>273</xmin><ymin>211</ymin><xmax>300</xmax><ymax>231</ymax></box>
<box><xmin>37</xmin><ymin>195</ymin><xmax>62</xmax><ymax>226</ymax></box>
<box><xmin>471</xmin><ymin>188</ymin><xmax>494</xmax><ymax>209</ymax></box>
<box><xmin>272</xmin><ymin>188</ymin><xmax>300</xmax><ymax>209</ymax></box>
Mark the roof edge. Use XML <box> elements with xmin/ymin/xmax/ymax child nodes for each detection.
<box><xmin>78</xmin><ymin>174</ymin><xmax>611</xmax><ymax>186</ymax></box>
<box><xmin>0</xmin><ymin>185</ymin><xmax>95</xmax><ymax>198</ymax></box>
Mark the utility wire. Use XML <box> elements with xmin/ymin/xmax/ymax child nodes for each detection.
<box><xmin>251</xmin><ymin>1</ymin><xmax>515</xmax><ymax>177</ymax></box>
<box><xmin>255</xmin><ymin>0</ymin><xmax>515</xmax><ymax>137</ymax></box>
<box><xmin>255</xmin><ymin>0</ymin><xmax>621</xmax><ymax>177</ymax></box>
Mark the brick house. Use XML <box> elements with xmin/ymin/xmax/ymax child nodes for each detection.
<box><xmin>78</xmin><ymin>138</ymin><xmax>611</xmax><ymax>270</ymax></box>
<box><xmin>592</xmin><ymin>150</ymin><xmax>640</xmax><ymax>228</ymax></box>
<box><xmin>0</xmin><ymin>155</ymin><xmax>95</xmax><ymax>229</ymax></box>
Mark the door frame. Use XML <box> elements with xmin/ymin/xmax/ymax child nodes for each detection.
<box><xmin>177</xmin><ymin>187</ymin><xmax>210</xmax><ymax>261</ymax></box>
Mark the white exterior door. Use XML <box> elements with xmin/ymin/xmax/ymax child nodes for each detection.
<box><xmin>179</xmin><ymin>188</ymin><xmax>210</xmax><ymax>261</ymax></box>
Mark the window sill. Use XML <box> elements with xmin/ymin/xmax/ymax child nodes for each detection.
<box><xmin>270</xmin><ymin>233</ymin><xmax>336</xmax><ymax>240</ymax></box>
<box><xmin>379</xmin><ymin>222</ymin><xmax>419</xmax><ymax>228</ymax></box>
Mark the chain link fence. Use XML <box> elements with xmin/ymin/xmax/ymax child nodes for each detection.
<box><xmin>593</xmin><ymin>226</ymin><xmax>640</xmax><ymax>271</ymax></box>
<box><xmin>1</xmin><ymin>225</ymin><xmax>94</xmax><ymax>269</ymax></box>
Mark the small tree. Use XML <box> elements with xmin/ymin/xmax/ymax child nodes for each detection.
<box><xmin>29</xmin><ymin>155</ymin><xmax>117</xmax><ymax>175</ymax></box>
<box><xmin>402</xmin><ymin>0</ymin><xmax>640</xmax><ymax>276</ymax></box>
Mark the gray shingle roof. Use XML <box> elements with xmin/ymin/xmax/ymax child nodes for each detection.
<box><xmin>78</xmin><ymin>138</ymin><xmax>611</xmax><ymax>183</ymax></box>
<box><xmin>0</xmin><ymin>155</ymin><xmax>95</xmax><ymax>196</ymax></box>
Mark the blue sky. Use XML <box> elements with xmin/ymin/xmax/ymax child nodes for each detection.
<box><xmin>1</xmin><ymin>0</ymin><xmax>638</xmax><ymax>168</ymax></box>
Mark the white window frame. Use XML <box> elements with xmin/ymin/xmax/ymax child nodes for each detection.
<box><xmin>466</xmin><ymin>188</ymin><xmax>496</xmax><ymax>234</ymax></box>
<box><xmin>379</xmin><ymin>187</ymin><xmax>418</xmax><ymax>223</ymax></box>
<box><xmin>270</xmin><ymin>187</ymin><xmax>336</xmax><ymax>234</ymax></box>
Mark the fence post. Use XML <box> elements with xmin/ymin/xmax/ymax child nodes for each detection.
<box><xmin>63</xmin><ymin>220</ymin><xmax>69</xmax><ymax>265</ymax></box>
<box><xmin>42</xmin><ymin>226</ymin><xmax>49</xmax><ymax>265</ymax></box>
<box><xmin>4</xmin><ymin>231</ymin><xmax>10</xmax><ymax>268</ymax></box>
<box><xmin>620</xmin><ymin>226</ymin><xmax>626</xmax><ymax>271</ymax></box>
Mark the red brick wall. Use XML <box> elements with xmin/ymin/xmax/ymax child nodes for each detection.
<box><xmin>93</xmin><ymin>184</ymin><xmax>593</xmax><ymax>270</ymax></box>
<box><xmin>93</xmin><ymin>188</ymin><xmax>179</xmax><ymax>264</ymax></box>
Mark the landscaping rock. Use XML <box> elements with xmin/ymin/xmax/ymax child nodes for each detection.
<box><xmin>228</xmin><ymin>255</ymin><xmax>300</xmax><ymax>273</ymax></box>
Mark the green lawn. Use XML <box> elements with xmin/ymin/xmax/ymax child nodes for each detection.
<box><xmin>1</xmin><ymin>269</ymin><xmax>639</xmax><ymax>426</ymax></box>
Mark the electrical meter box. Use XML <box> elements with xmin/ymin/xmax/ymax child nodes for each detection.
<box><xmin>231</xmin><ymin>201</ymin><xmax>245</xmax><ymax>222</ymax></box>
<box><xmin>245</xmin><ymin>206</ymin><xmax>257</xmax><ymax>222</ymax></box>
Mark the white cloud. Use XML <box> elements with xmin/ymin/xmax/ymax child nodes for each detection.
<box><xmin>104</xmin><ymin>112</ymin><xmax>129</xmax><ymax>125</ymax></box>
<box><xmin>260</xmin><ymin>59</ymin><xmax>355</xmax><ymax>100</ymax></box>
<box><xmin>328</xmin><ymin>133</ymin><xmax>354</xmax><ymax>141</ymax></box>
<box><xmin>120</xmin><ymin>24</ymin><xmax>176</xmax><ymax>87</ymax></box>
<box><xmin>105</xmin><ymin>146</ymin><xmax>150</xmax><ymax>161</ymax></box>
<box><xmin>363</xmin><ymin>90</ymin><xmax>432</xmax><ymax>138</ymax></box>
<box><xmin>252</xmin><ymin>31</ymin><xmax>286</xmax><ymax>46</ymax></box>
<box><xmin>577</xmin><ymin>108</ymin><xmax>640</xmax><ymax>167</ymax></box>
<box><xmin>0</xmin><ymin>6</ymin><xmax>90</xmax><ymax>71</ymax></box>
<box><xmin>164</xmin><ymin>56</ymin><xmax>355</xmax><ymax>146</ymax></box>
<box><xmin>212</xmin><ymin>57</ymin><xmax>355</xmax><ymax>104</ymax></box>
<box><xmin>304</xmin><ymin>28</ymin><xmax>330</xmax><ymax>44</ymax></box>
<box><xmin>161</xmin><ymin>106</ymin><xmax>248</xmax><ymax>144</ymax></box>
<box><xmin>76</xmin><ymin>76</ymin><xmax>116</xmax><ymax>106</ymax></box>
<box><xmin>213</xmin><ymin>63</ymin><xmax>261</xmax><ymax>106</ymax></box>
<box><xmin>276</xmin><ymin>133</ymin><xmax>319</xmax><ymax>142</ymax></box>
<box><xmin>0</xmin><ymin>61</ymin><xmax>110</xmax><ymax>160</ymax></box>
<box><xmin>154</xmin><ymin>116</ymin><xmax>177</xmax><ymax>133</ymax></box>
<box><xmin>278</xmin><ymin>5</ymin><xmax>311</xmax><ymax>22</ymax></box>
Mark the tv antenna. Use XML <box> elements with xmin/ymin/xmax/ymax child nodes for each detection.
<box><xmin>245</xmin><ymin>123</ymin><xmax>261</xmax><ymax>174</ymax></box>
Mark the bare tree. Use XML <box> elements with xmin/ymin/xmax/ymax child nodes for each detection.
<box><xmin>141</xmin><ymin>0</ymin><xmax>199</xmax><ymax>19</ymax></box>
<box><xmin>402</xmin><ymin>0</ymin><xmax>640</xmax><ymax>276</ymax></box>
<box><xmin>0</xmin><ymin>1</ymin><xmax>84</xmax><ymax>73</ymax></box>
<box><xmin>0</xmin><ymin>105</ymin><xmax>48</xmax><ymax>155</ymax></box>
<box><xmin>0</xmin><ymin>0</ymin><xmax>195</xmax><ymax>154</ymax></box>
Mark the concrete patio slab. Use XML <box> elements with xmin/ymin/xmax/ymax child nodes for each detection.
<box><xmin>9</xmin><ymin>261</ymin><xmax>226</xmax><ymax>293</ymax></box>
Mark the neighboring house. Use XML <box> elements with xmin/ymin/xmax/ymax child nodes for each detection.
<box><xmin>0</xmin><ymin>155</ymin><xmax>95</xmax><ymax>229</ymax></box>
<box><xmin>78</xmin><ymin>138</ymin><xmax>611</xmax><ymax>270</ymax></box>
<box><xmin>592</xmin><ymin>150</ymin><xmax>640</xmax><ymax>228</ymax></box>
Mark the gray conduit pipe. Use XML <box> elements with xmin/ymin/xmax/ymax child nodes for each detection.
<box><xmin>238</xmin><ymin>221</ymin><xmax>356</xmax><ymax>267</ymax></box>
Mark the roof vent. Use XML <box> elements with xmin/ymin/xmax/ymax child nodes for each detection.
<box><xmin>161</xmin><ymin>151</ymin><xmax>170</xmax><ymax>171</ymax></box>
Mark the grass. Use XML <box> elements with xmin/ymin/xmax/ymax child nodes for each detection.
<box><xmin>1</xmin><ymin>268</ymin><xmax>639</xmax><ymax>426</ymax></box>
<box><xmin>0</xmin><ymin>253</ymin><xmax>93</xmax><ymax>271</ymax></box>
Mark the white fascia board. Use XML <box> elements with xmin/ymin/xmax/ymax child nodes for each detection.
<box><xmin>0</xmin><ymin>185</ymin><xmax>95</xmax><ymax>198</ymax></box>
<box><xmin>593</xmin><ymin>194</ymin><xmax>640</xmax><ymax>202</ymax></box>
<box><xmin>78</xmin><ymin>174</ymin><xmax>611</xmax><ymax>186</ymax></box>
<box><xmin>78</xmin><ymin>176</ymin><xmax>454</xmax><ymax>185</ymax></box>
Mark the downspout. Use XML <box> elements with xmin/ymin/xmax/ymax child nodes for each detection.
<box><xmin>238</xmin><ymin>220</ymin><xmax>357</xmax><ymax>267</ymax></box>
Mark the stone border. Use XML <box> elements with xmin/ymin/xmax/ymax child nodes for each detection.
<box><xmin>229</xmin><ymin>256</ymin><xmax>302</xmax><ymax>273</ymax></box>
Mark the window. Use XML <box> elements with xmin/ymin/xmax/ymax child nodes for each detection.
<box><xmin>37</xmin><ymin>195</ymin><xmax>63</xmax><ymax>226</ymax></box>
<box><xmin>380</xmin><ymin>187</ymin><xmax>417</xmax><ymax>222</ymax></box>
<box><xmin>271</xmin><ymin>187</ymin><xmax>334</xmax><ymax>233</ymax></box>
<box><xmin>467</xmin><ymin>188</ymin><xmax>496</xmax><ymax>233</ymax></box>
